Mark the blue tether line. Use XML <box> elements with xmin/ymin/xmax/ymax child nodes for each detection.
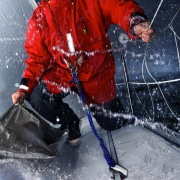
<box><xmin>72</xmin><ymin>73</ymin><xmax>116</xmax><ymax>168</ymax></box>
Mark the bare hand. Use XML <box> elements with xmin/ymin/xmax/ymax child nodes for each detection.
<box><xmin>133</xmin><ymin>22</ymin><xmax>155</xmax><ymax>42</ymax></box>
<box><xmin>12</xmin><ymin>91</ymin><xmax>27</xmax><ymax>104</ymax></box>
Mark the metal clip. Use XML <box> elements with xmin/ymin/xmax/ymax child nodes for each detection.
<box><xmin>70</xmin><ymin>65</ymin><xmax>78</xmax><ymax>74</ymax></box>
<box><xmin>63</xmin><ymin>58</ymin><xmax>78</xmax><ymax>74</ymax></box>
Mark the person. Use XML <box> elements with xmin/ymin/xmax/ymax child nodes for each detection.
<box><xmin>12</xmin><ymin>0</ymin><xmax>154</xmax><ymax>144</ymax></box>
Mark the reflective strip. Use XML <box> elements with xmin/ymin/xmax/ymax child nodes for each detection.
<box><xmin>19</xmin><ymin>85</ymin><xmax>29</xmax><ymax>91</ymax></box>
<box><xmin>66</xmin><ymin>33</ymin><xmax>75</xmax><ymax>53</ymax></box>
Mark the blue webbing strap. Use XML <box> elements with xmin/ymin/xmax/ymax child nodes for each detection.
<box><xmin>72</xmin><ymin>73</ymin><xmax>116</xmax><ymax>167</ymax></box>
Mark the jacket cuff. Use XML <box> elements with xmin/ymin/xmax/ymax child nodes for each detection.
<box><xmin>128</xmin><ymin>12</ymin><xmax>148</xmax><ymax>38</ymax></box>
<box><xmin>18</xmin><ymin>78</ymin><xmax>34</xmax><ymax>94</ymax></box>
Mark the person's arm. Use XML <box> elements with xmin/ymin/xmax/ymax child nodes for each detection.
<box><xmin>12</xmin><ymin>5</ymin><xmax>51</xmax><ymax>104</ymax></box>
<box><xmin>99</xmin><ymin>0</ymin><xmax>154</xmax><ymax>42</ymax></box>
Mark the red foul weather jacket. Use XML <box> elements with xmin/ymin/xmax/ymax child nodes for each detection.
<box><xmin>19</xmin><ymin>0</ymin><xmax>147</xmax><ymax>105</ymax></box>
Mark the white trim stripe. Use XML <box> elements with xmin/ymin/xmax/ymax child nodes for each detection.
<box><xmin>19</xmin><ymin>85</ymin><xmax>29</xmax><ymax>91</ymax></box>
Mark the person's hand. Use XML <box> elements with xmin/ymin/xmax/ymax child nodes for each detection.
<box><xmin>133</xmin><ymin>21</ymin><xmax>154</xmax><ymax>42</ymax></box>
<box><xmin>12</xmin><ymin>91</ymin><xmax>27</xmax><ymax>104</ymax></box>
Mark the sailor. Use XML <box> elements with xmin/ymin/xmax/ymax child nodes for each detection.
<box><xmin>12</xmin><ymin>0</ymin><xmax>154</xmax><ymax>144</ymax></box>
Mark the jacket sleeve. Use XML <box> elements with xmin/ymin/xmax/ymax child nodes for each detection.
<box><xmin>99</xmin><ymin>0</ymin><xmax>148</xmax><ymax>39</ymax></box>
<box><xmin>18</xmin><ymin>4</ymin><xmax>51</xmax><ymax>94</ymax></box>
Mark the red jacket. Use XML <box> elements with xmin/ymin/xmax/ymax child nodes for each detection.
<box><xmin>19</xmin><ymin>0</ymin><xmax>146</xmax><ymax>105</ymax></box>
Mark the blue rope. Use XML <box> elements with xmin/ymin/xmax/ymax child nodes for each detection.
<box><xmin>72</xmin><ymin>73</ymin><xmax>116</xmax><ymax>167</ymax></box>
